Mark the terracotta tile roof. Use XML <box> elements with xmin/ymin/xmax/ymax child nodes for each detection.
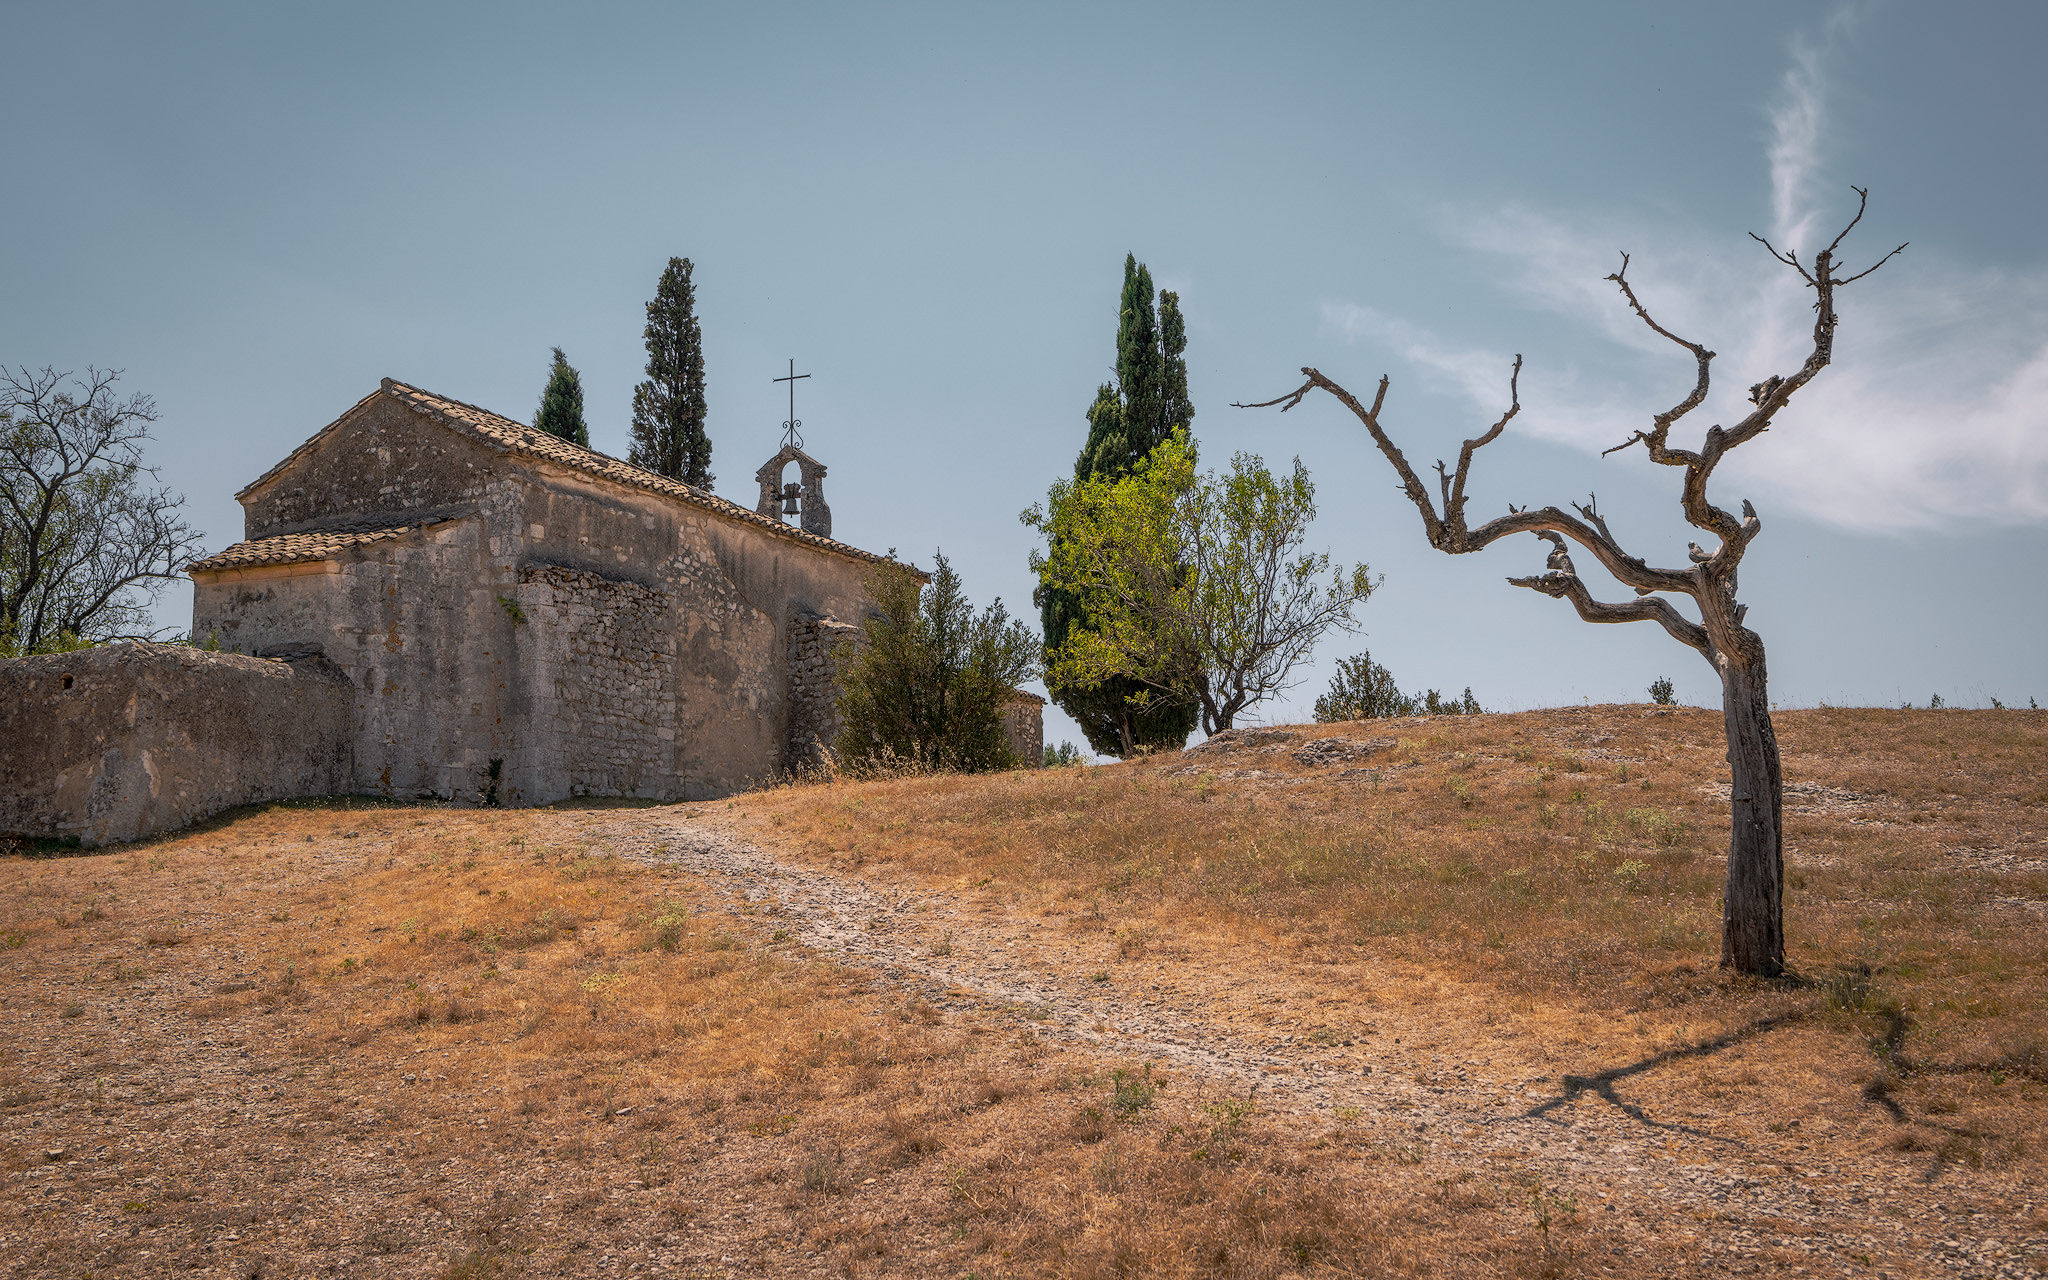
<box><xmin>188</xmin><ymin>516</ymin><xmax>457</xmax><ymax>574</ymax></box>
<box><xmin>235</xmin><ymin>378</ymin><xmax>896</xmax><ymax>567</ymax></box>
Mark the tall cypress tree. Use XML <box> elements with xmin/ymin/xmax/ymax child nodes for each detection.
<box><xmin>1160</xmin><ymin>289</ymin><xmax>1194</xmax><ymax>440</ymax></box>
<box><xmin>535</xmin><ymin>347</ymin><xmax>589</xmax><ymax>447</ymax></box>
<box><xmin>1038</xmin><ymin>254</ymin><xmax>1201</xmax><ymax>757</ymax></box>
<box><xmin>628</xmin><ymin>256</ymin><xmax>712</xmax><ymax>488</ymax></box>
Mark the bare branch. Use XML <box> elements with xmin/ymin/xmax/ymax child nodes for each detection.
<box><xmin>1443</xmin><ymin>355</ymin><xmax>1521</xmax><ymax>532</ymax></box>
<box><xmin>1602</xmin><ymin>255</ymin><xmax>1714</xmax><ymax>464</ymax></box>
<box><xmin>1570</xmin><ymin>492</ymin><xmax>1616</xmax><ymax>546</ymax></box>
<box><xmin>1748</xmin><ymin>232</ymin><xmax>1814</xmax><ymax>282</ymax></box>
<box><xmin>1507</xmin><ymin>569</ymin><xmax>1711</xmax><ymax>654</ymax></box>
<box><xmin>1810</xmin><ymin>188</ymin><xmax>1908</xmax><ymax>287</ymax></box>
<box><xmin>1823</xmin><ymin>186</ymin><xmax>1871</xmax><ymax>259</ymax></box>
<box><xmin>1230</xmin><ymin>380</ymin><xmax>1317</xmax><ymax>413</ymax></box>
<box><xmin>1838</xmin><ymin>241</ymin><xmax>1909</xmax><ymax>286</ymax></box>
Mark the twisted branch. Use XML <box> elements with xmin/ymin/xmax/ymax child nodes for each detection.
<box><xmin>1507</xmin><ymin>569</ymin><xmax>1711</xmax><ymax>655</ymax></box>
<box><xmin>1234</xmin><ymin>189</ymin><xmax>1899</xmax><ymax>658</ymax></box>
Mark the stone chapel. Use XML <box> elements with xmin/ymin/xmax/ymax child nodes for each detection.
<box><xmin>1</xmin><ymin>377</ymin><xmax>1045</xmax><ymax>845</ymax></box>
<box><xmin>185</xmin><ymin>377</ymin><xmax>895</xmax><ymax>806</ymax></box>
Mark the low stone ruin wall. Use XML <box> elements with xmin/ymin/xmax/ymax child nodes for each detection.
<box><xmin>0</xmin><ymin>642</ymin><xmax>355</xmax><ymax>847</ymax></box>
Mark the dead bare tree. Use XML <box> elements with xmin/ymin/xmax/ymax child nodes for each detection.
<box><xmin>1236</xmin><ymin>190</ymin><xmax>1903</xmax><ymax>978</ymax></box>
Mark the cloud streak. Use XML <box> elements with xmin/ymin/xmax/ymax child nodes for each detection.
<box><xmin>1323</xmin><ymin>11</ymin><xmax>2048</xmax><ymax>534</ymax></box>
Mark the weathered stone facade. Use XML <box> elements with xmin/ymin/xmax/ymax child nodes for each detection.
<box><xmin>784</xmin><ymin>612</ymin><xmax>860</xmax><ymax>774</ymax></box>
<box><xmin>0</xmin><ymin>643</ymin><xmax>354</xmax><ymax>845</ymax></box>
<box><xmin>182</xmin><ymin>378</ymin><xmax>896</xmax><ymax>807</ymax></box>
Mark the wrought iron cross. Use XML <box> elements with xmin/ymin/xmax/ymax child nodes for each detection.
<box><xmin>773</xmin><ymin>359</ymin><xmax>810</xmax><ymax>450</ymax></box>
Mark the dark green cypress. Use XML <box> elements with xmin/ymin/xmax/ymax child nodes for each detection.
<box><xmin>1160</xmin><ymin>289</ymin><xmax>1194</xmax><ymax>438</ymax></box>
<box><xmin>534</xmin><ymin>347</ymin><xmax>589</xmax><ymax>447</ymax></box>
<box><xmin>1074</xmin><ymin>382</ymin><xmax>1126</xmax><ymax>481</ymax></box>
<box><xmin>628</xmin><ymin>257</ymin><xmax>713</xmax><ymax>488</ymax></box>
<box><xmin>1115</xmin><ymin>255</ymin><xmax>1165</xmax><ymax>460</ymax></box>
<box><xmin>1037</xmin><ymin>254</ymin><xmax>1200</xmax><ymax>757</ymax></box>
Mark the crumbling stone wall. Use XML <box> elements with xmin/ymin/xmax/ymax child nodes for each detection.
<box><xmin>0</xmin><ymin>643</ymin><xmax>354</xmax><ymax>846</ymax></box>
<box><xmin>514</xmin><ymin>563</ymin><xmax>677</xmax><ymax>798</ymax></box>
<box><xmin>196</xmin><ymin>514</ymin><xmax>516</xmax><ymax>804</ymax></box>
<box><xmin>785</xmin><ymin>612</ymin><xmax>858</xmax><ymax>774</ymax></box>
<box><xmin>1002</xmin><ymin>693</ymin><xmax>1046</xmax><ymax>768</ymax></box>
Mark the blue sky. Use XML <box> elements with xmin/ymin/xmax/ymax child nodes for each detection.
<box><xmin>6</xmin><ymin>1</ymin><xmax>2043</xmax><ymax>745</ymax></box>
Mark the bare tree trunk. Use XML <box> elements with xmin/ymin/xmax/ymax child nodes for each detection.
<box><xmin>1719</xmin><ymin>651</ymin><xmax>1784</xmax><ymax>976</ymax></box>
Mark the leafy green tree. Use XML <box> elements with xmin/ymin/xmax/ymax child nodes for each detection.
<box><xmin>628</xmin><ymin>257</ymin><xmax>712</xmax><ymax>488</ymax></box>
<box><xmin>534</xmin><ymin>347</ymin><xmax>589</xmax><ymax>447</ymax></box>
<box><xmin>1</xmin><ymin>366</ymin><xmax>202</xmax><ymax>655</ymax></box>
<box><xmin>835</xmin><ymin>552</ymin><xmax>1040</xmax><ymax>772</ymax></box>
<box><xmin>1026</xmin><ymin>432</ymin><xmax>1372</xmax><ymax>736</ymax></box>
<box><xmin>1040</xmin><ymin>255</ymin><xmax>1200</xmax><ymax>755</ymax></box>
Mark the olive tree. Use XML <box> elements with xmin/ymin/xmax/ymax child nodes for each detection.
<box><xmin>1237</xmin><ymin>191</ymin><xmax>1902</xmax><ymax>977</ymax></box>
<box><xmin>1</xmin><ymin>366</ymin><xmax>203</xmax><ymax>655</ymax></box>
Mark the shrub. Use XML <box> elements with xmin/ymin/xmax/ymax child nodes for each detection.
<box><xmin>1421</xmin><ymin>687</ymin><xmax>1484</xmax><ymax>717</ymax></box>
<box><xmin>1043</xmin><ymin>740</ymin><xmax>1087</xmax><ymax>768</ymax></box>
<box><xmin>1313</xmin><ymin>650</ymin><xmax>1415</xmax><ymax>721</ymax></box>
<box><xmin>649</xmin><ymin>899</ymin><xmax>688</xmax><ymax>952</ymax></box>
<box><xmin>1649</xmin><ymin>677</ymin><xmax>1675</xmax><ymax>705</ymax></box>
<box><xmin>1315</xmin><ymin>651</ymin><xmax>1483</xmax><ymax>720</ymax></box>
<box><xmin>834</xmin><ymin>552</ymin><xmax>1040</xmax><ymax>772</ymax></box>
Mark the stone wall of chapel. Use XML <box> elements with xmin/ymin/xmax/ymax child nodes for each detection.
<box><xmin>785</xmin><ymin>613</ymin><xmax>860</xmax><ymax>774</ymax></box>
<box><xmin>503</xmin><ymin>467</ymin><xmax>877</xmax><ymax>798</ymax></box>
<box><xmin>194</xmin><ymin>515</ymin><xmax>524</xmax><ymax>804</ymax></box>
<box><xmin>1002</xmin><ymin>696</ymin><xmax>1046</xmax><ymax>769</ymax></box>
<box><xmin>198</xmin><ymin>427</ymin><xmax>886</xmax><ymax>807</ymax></box>
<box><xmin>510</xmin><ymin>563</ymin><xmax>676</xmax><ymax>800</ymax></box>
<box><xmin>240</xmin><ymin>397</ymin><xmax>511</xmax><ymax>537</ymax></box>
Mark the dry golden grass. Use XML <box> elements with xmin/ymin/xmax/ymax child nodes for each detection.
<box><xmin>3</xmin><ymin>704</ymin><xmax>2044</xmax><ymax>1278</ymax></box>
<box><xmin>1</xmin><ymin>799</ymin><xmax>1657</xmax><ymax>1278</ymax></box>
<box><xmin>742</xmin><ymin>706</ymin><xmax>2047</xmax><ymax>1058</ymax></box>
<box><xmin>730</xmin><ymin>706</ymin><xmax>2048</xmax><ymax>1196</ymax></box>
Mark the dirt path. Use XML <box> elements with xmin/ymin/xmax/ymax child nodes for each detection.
<box><xmin>576</xmin><ymin>807</ymin><xmax>2041</xmax><ymax>1280</ymax></box>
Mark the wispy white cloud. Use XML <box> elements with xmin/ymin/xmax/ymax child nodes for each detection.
<box><xmin>1321</xmin><ymin>9</ymin><xmax>2048</xmax><ymax>534</ymax></box>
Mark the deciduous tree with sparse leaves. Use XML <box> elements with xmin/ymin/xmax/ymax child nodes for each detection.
<box><xmin>1026</xmin><ymin>431</ymin><xmax>1373</xmax><ymax>740</ymax></box>
<box><xmin>1</xmin><ymin>366</ymin><xmax>204</xmax><ymax>655</ymax></box>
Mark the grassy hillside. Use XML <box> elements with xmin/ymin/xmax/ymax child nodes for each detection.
<box><xmin>747</xmin><ymin>706</ymin><xmax>2047</xmax><ymax>1040</ymax></box>
<box><xmin>1</xmin><ymin>706</ymin><xmax>2042</xmax><ymax>1278</ymax></box>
